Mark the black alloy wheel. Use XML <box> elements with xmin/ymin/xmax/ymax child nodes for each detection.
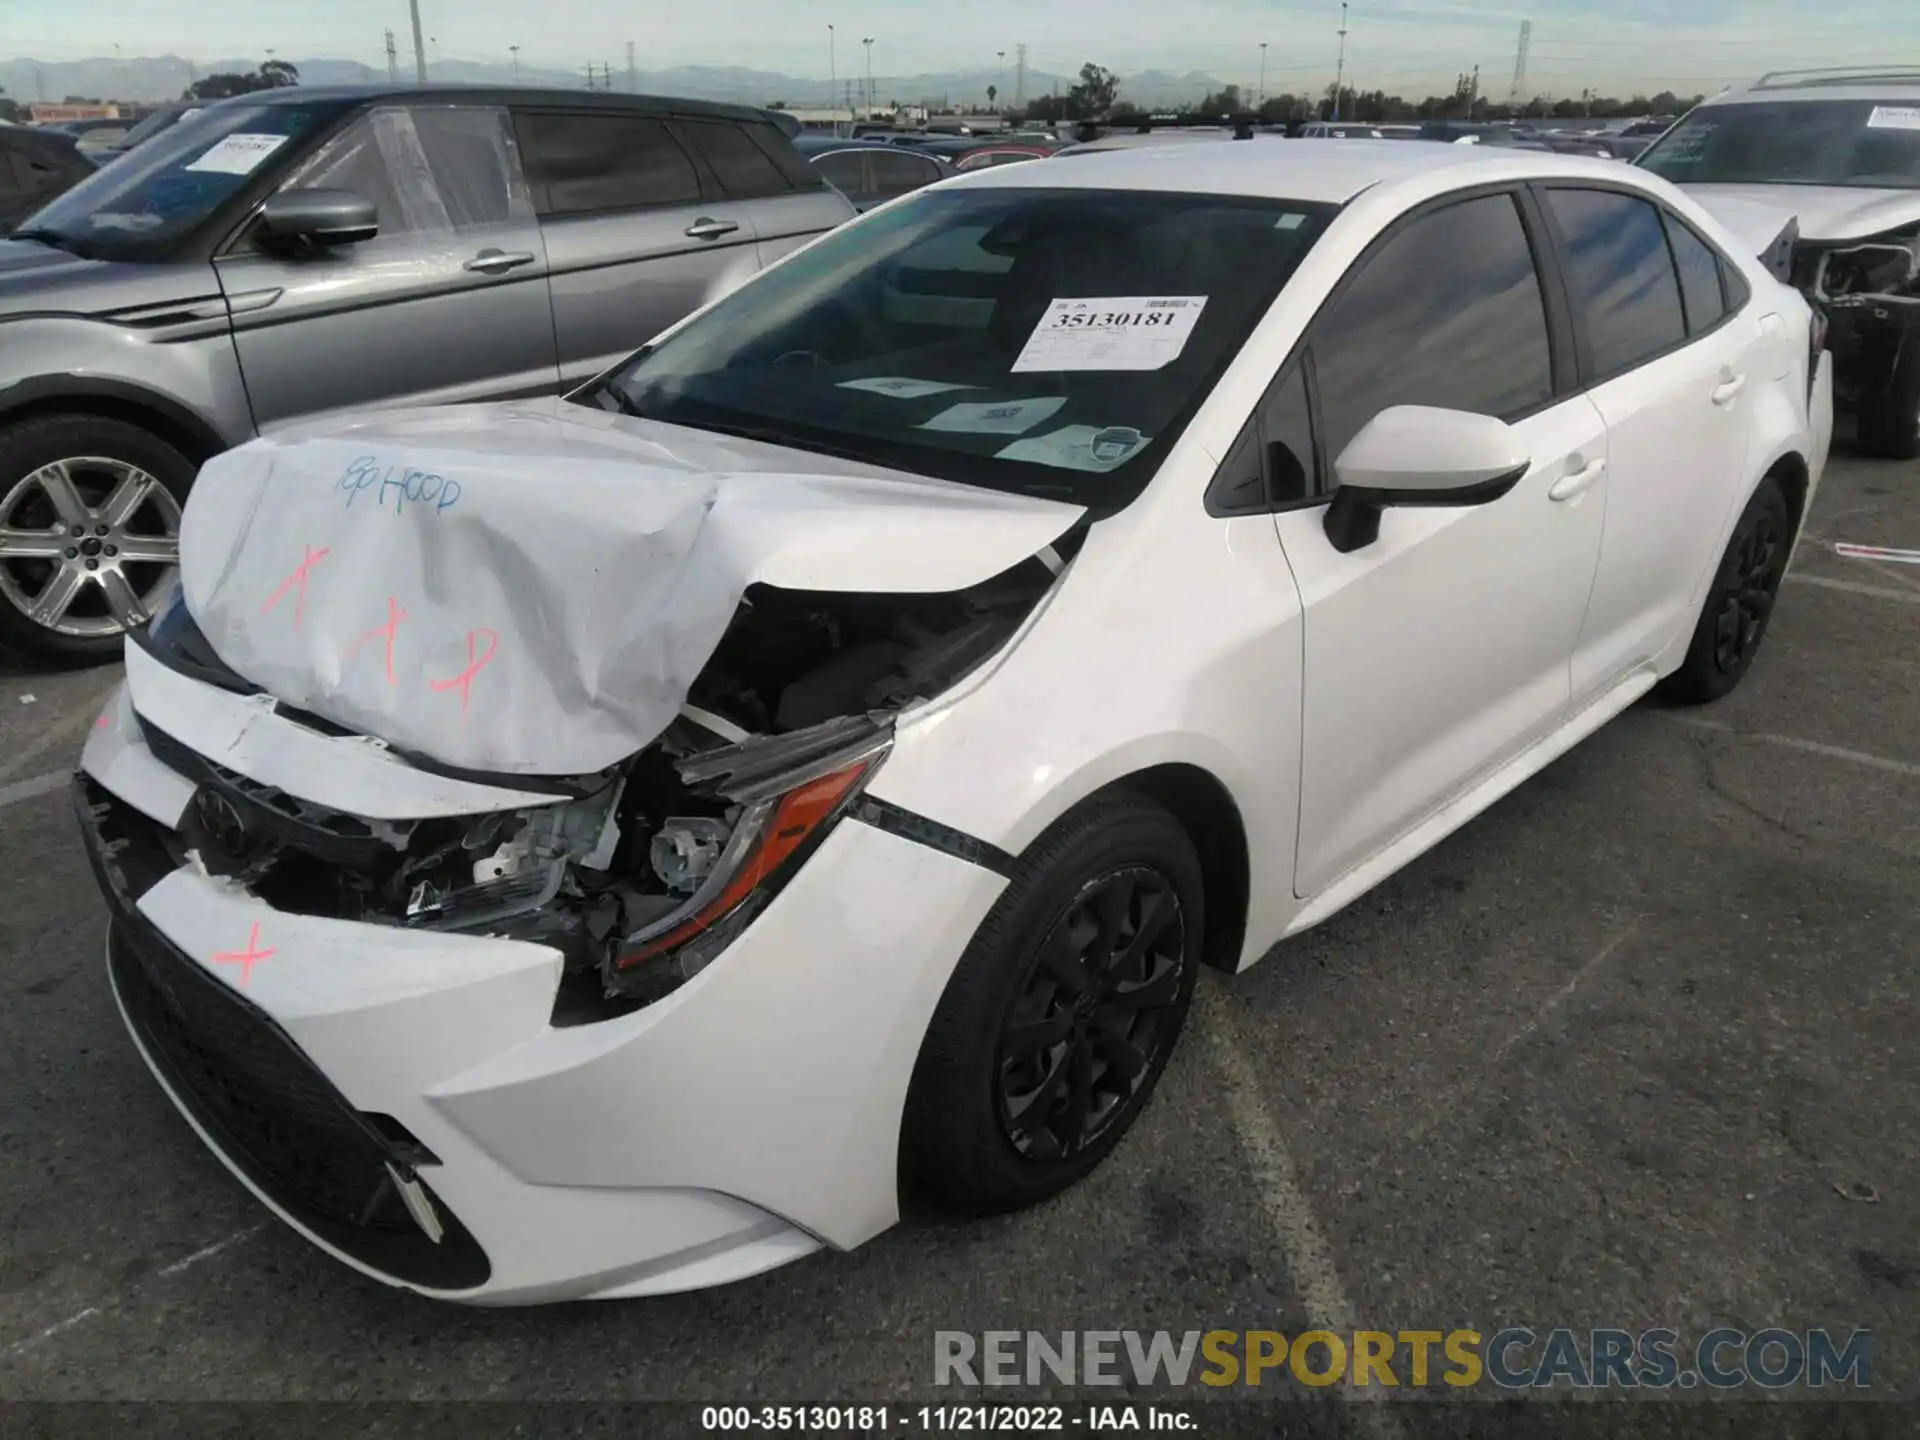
<box><xmin>1660</xmin><ymin>474</ymin><xmax>1792</xmax><ymax>704</ymax></box>
<box><xmin>994</xmin><ymin>865</ymin><xmax>1188</xmax><ymax>1162</ymax></box>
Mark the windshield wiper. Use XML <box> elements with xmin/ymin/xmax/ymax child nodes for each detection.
<box><xmin>7</xmin><ymin>228</ymin><xmax>96</xmax><ymax>259</ymax></box>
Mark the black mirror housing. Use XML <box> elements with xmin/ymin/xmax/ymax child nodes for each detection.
<box><xmin>257</xmin><ymin>188</ymin><xmax>378</xmax><ymax>249</ymax></box>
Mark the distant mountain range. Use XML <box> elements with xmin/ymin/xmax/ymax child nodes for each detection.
<box><xmin>0</xmin><ymin>55</ymin><xmax>1240</xmax><ymax>111</ymax></box>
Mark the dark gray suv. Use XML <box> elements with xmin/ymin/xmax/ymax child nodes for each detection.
<box><xmin>0</xmin><ymin>85</ymin><xmax>853</xmax><ymax>662</ymax></box>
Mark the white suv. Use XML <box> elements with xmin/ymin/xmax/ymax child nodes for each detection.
<box><xmin>1639</xmin><ymin>67</ymin><xmax>1920</xmax><ymax>457</ymax></box>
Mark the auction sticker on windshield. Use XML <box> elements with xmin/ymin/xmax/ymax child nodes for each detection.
<box><xmin>997</xmin><ymin>424</ymin><xmax>1150</xmax><ymax>472</ymax></box>
<box><xmin>186</xmin><ymin>133</ymin><xmax>291</xmax><ymax>175</ymax></box>
<box><xmin>1012</xmin><ymin>297</ymin><xmax>1208</xmax><ymax>373</ymax></box>
<box><xmin>837</xmin><ymin>377</ymin><xmax>979</xmax><ymax>399</ymax></box>
<box><xmin>919</xmin><ymin>397</ymin><xmax>1066</xmax><ymax>435</ymax></box>
<box><xmin>1867</xmin><ymin>105</ymin><xmax>1920</xmax><ymax>132</ymax></box>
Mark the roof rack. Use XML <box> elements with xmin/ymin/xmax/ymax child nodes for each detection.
<box><xmin>1068</xmin><ymin>112</ymin><xmax>1270</xmax><ymax>143</ymax></box>
<box><xmin>1752</xmin><ymin>66</ymin><xmax>1920</xmax><ymax>90</ymax></box>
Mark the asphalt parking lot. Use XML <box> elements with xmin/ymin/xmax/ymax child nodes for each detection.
<box><xmin>0</xmin><ymin>442</ymin><xmax>1915</xmax><ymax>1427</ymax></box>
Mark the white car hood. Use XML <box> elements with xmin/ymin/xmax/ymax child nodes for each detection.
<box><xmin>1682</xmin><ymin>183</ymin><xmax>1920</xmax><ymax>244</ymax></box>
<box><xmin>179</xmin><ymin>398</ymin><xmax>1083</xmax><ymax>776</ymax></box>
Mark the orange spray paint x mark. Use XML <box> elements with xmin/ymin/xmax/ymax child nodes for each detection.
<box><xmin>210</xmin><ymin>921</ymin><xmax>277</xmax><ymax>987</ymax></box>
<box><xmin>342</xmin><ymin>596</ymin><xmax>409</xmax><ymax>685</ymax></box>
<box><xmin>429</xmin><ymin>628</ymin><xmax>499</xmax><ymax>714</ymax></box>
<box><xmin>259</xmin><ymin>544</ymin><xmax>332</xmax><ymax>629</ymax></box>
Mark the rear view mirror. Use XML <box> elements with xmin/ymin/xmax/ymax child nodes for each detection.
<box><xmin>1324</xmin><ymin>406</ymin><xmax>1531</xmax><ymax>554</ymax></box>
<box><xmin>257</xmin><ymin>188</ymin><xmax>378</xmax><ymax>249</ymax></box>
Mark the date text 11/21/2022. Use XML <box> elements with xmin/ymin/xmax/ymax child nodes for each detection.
<box><xmin>700</xmin><ymin>1406</ymin><xmax>1196</xmax><ymax>1432</ymax></box>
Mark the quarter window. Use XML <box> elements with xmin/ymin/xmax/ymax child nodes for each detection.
<box><xmin>1545</xmin><ymin>188</ymin><xmax>1688</xmax><ymax>378</ymax></box>
<box><xmin>1310</xmin><ymin>193</ymin><xmax>1555</xmax><ymax>470</ymax></box>
<box><xmin>677</xmin><ymin>118</ymin><xmax>792</xmax><ymax>200</ymax></box>
<box><xmin>869</xmin><ymin>151</ymin><xmax>941</xmax><ymax>198</ymax></box>
<box><xmin>1663</xmin><ymin>212</ymin><xmax>1729</xmax><ymax>334</ymax></box>
<box><xmin>515</xmin><ymin>112</ymin><xmax>701</xmax><ymax>215</ymax></box>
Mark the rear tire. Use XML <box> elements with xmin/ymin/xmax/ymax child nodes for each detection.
<box><xmin>0</xmin><ymin>414</ymin><xmax>192</xmax><ymax>667</ymax></box>
<box><xmin>1658</xmin><ymin>474</ymin><xmax>1792</xmax><ymax>705</ymax></box>
<box><xmin>902</xmin><ymin>793</ymin><xmax>1204</xmax><ymax>1216</ymax></box>
<box><xmin>1855</xmin><ymin>338</ymin><xmax>1920</xmax><ymax>461</ymax></box>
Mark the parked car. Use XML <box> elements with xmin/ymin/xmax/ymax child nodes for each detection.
<box><xmin>1299</xmin><ymin>121</ymin><xmax>1386</xmax><ymax>138</ymax></box>
<box><xmin>792</xmin><ymin>135</ymin><xmax>948</xmax><ymax>210</ymax></box>
<box><xmin>77</xmin><ymin>140</ymin><xmax>1829</xmax><ymax>1304</ymax></box>
<box><xmin>0</xmin><ymin>123</ymin><xmax>94</xmax><ymax>230</ymax></box>
<box><xmin>1638</xmin><ymin>67</ymin><xmax>1920</xmax><ymax>457</ymax></box>
<box><xmin>949</xmin><ymin>143</ymin><xmax>1057</xmax><ymax>172</ymax></box>
<box><xmin>0</xmin><ymin>84</ymin><xmax>851</xmax><ymax>662</ymax></box>
<box><xmin>40</xmin><ymin>116</ymin><xmax>135</xmax><ymax>155</ymax></box>
<box><xmin>92</xmin><ymin>103</ymin><xmax>204</xmax><ymax>161</ymax></box>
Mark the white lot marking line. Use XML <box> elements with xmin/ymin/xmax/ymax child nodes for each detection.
<box><xmin>1</xmin><ymin>1224</ymin><xmax>268</xmax><ymax>1360</ymax></box>
<box><xmin>0</xmin><ymin>770</ymin><xmax>66</xmax><ymax>810</ymax></box>
<box><xmin>0</xmin><ymin>676</ymin><xmax>120</xmax><ymax>785</ymax></box>
<box><xmin>1834</xmin><ymin>542</ymin><xmax>1920</xmax><ymax>565</ymax></box>
<box><xmin>1194</xmin><ymin>986</ymin><xmax>1405</xmax><ymax>1433</ymax></box>
<box><xmin>1786</xmin><ymin>573</ymin><xmax>1920</xmax><ymax>606</ymax></box>
<box><xmin>1668</xmin><ymin>715</ymin><xmax>1920</xmax><ymax>780</ymax></box>
<box><xmin>1490</xmin><ymin>923</ymin><xmax>1639</xmax><ymax>1069</ymax></box>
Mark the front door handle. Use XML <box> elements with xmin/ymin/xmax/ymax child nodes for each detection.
<box><xmin>1711</xmin><ymin>373</ymin><xmax>1748</xmax><ymax>406</ymax></box>
<box><xmin>684</xmin><ymin>217</ymin><xmax>740</xmax><ymax>241</ymax></box>
<box><xmin>464</xmin><ymin>248</ymin><xmax>537</xmax><ymax>275</ymax></box>
<box><xmin>1548</xmin><ymin>457</ymin><xmax>1607</xmax><ymax>502</ymax></box>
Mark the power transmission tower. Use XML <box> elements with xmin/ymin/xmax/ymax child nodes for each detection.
<box><xmin>1507</xmin><ymin>20</ymin><xmax>1531</xmax><ymax>110</ymax></box>
<box><xmin>1013</xmin><ymin>43</ymin><xmax>1027</xmax><ymax>109</ymax></box>
<box><xmin>385</xmin><ymin>30</ymin><xmax>400</xmax><ymax>82</ymax></box>
<box><xmin>626</xmin><ymin>42</ymin><xmax>637</xmax><ymax>91</ymax></box>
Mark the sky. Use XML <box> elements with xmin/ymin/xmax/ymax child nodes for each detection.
<box><xmin>9</xmin><ymin>0</ymin><xmax>1919</xmax><ymax>100</ymax></box>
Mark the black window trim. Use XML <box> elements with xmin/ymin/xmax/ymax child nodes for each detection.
<box><xmin>510</xmin><ymin>105</ymin><xmax>707</xmax><ymax>219</ymax></box>
<box><xmin>1528</xmin><ymin>178</ymin><xmax>1749</xmax><ymax>391</ymax></box>
<box><xmin>1205</xmin><ymin>181</ymin><xmax>1572</xmax><ymax>518</ymax></box>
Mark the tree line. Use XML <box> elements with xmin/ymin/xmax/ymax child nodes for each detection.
<box><xmin>1016</xmin><ymin>64</ymin><xmax>1701</xmax><ymax>125</ymax></box>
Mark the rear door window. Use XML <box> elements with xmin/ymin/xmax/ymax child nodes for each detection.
<box><xmin>515</xmin><ymin>111</ymin><xmax>701</xmax><ymax>215</ymax></box>
<box><xmin>812</xmin><ymin>150</ymin><xmax>870</xmax><ymax>200</ymax></box>
<box><xmin>1662</xmin><ymin>211</ymin><xmax>1729</xmax><ymax>334</ymax></box>
<box><xmin>1544</xmin><ymin>188</ymin><xmax>1688</xmax><ymax>380</ymax></box>
<box><xmin>869</xmin><ymin>151</ymin><xmax>942</xmax><ymax>201</ymax></box>
<box><xmin>675</xmin><ymin>118</ymin><xmax>793</xmax><ymax>200</ymax></box>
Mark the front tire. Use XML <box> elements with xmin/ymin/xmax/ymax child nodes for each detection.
<box><xmin>902</xmin><ymin>793</ymin><xmax>1204</xmax><ymax>1216</ymax></box>
<box><xmin>1658</xmin><ymin>474</ymin><xmax>1792</xmax><ymax>705</ymax></box>
<box><xmin>0</xmin><ymin>414</ymin><xmax>191</xmax><ymax>666</ymax></box>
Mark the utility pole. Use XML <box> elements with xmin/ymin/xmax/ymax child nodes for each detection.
<box><xmin>626</xmin><ymin>42</ymin><xmax>637</xmax><ymax>91</ymax></box>
<box><xmin>1470</xmin><ymin>64</ymin><xmax>1480</xmax><ymax>119</ymax></box>
<box><xmin>509</xmin><ymin>45</ymin><xmax>520</xmax><ymax>80</ymax></box>
<box><xmin>584</xmin><ymin>64</ymin><xmax>596</xmax><ymax>90</ymax></box>
<box><xmin>1507</xmin><ymin>20</ymin><xmax>1531</xmax><ymax>111</ymax></box>
<box><xmin>1333</xmin><ymin>2</ymin><xmax>1349</xmax><ymax>120</ymax></box>
<box><xmin>862</xmin><ymin>37</ymin><xmax>874</xmax><ymax>119</ymax></box>
<box><xmin>385</xmin><ymin>30</ymin><xmax>400</xmax><ymax>81</ymax></box>
<box><xmin>997</xmin><ymin>50</ymin><xmax>1005</xmax><ymax>110</ymax></box>
<box><xmin>1014</xmin><ymin>43</ymin><xmax>1027</xmax><ymax>110</ymax></box>
<box><xmin>828</xmin><ymin>25</ymin><xmax>837</xmax><ymax>127</ymax></box>
<box><xmin>1258</xmin><ymin>42</ymin><xmax>1268</xmax><ymax>108</ymax></box>
<box><xmin>408</xmin><ymin>0</ymin><xmax>428</xmax><ymax>82</ymax></box>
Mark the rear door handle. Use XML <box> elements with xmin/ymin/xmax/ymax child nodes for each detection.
<box><xmin>1711</xmin><ymin>374</ymin><xmax>1748</xmax><ymax>406</ymax></box>
<box><xmin>464</xmin><ymin>248</ymin><xmax>537</xmax><ymax>275</ymax></box>
<box><xmin>684</xmin><ymin>217</ymin><xmax>740</xmax><ymax>241</ymax></box>
<box><xmin>1548</xmin><ymin>457</ymin><xmax>1607</xmax><ymax>502</ymax></box>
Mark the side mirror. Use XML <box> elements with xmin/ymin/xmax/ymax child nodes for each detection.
<box><xmin>1324</xmin><ymin>406</ymin><xmax>1531</xmax><ymax>554</ymax></box>
<box><xmin>257</xmin><ymin>188</ymin><xmax>378</xmax><ymax>249</ymax></box>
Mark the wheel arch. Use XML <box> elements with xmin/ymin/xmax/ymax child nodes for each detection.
<box><xmin>0</xmin><ymin>377</ymin><xmax>228</xmax><ymax>468</ymax></box>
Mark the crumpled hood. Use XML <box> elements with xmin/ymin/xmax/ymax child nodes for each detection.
<box><xmin>1682</xmin><ymin>184</ymin><xmax>1920</xmax><ymax>244</ymax></box>
<box><xmin>179</xmin><ymin>398</ymin><xmax>1084</xmax><ymax>776</ymax></box>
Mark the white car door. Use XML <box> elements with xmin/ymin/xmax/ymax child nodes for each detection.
<box><xmin>1538</xmin><ymin>186</ymin><xmax>1767</xmax><ymax>700</ymax></box>
<box><xmin>1268</xmin><ymin>190</ymin><xmax>1608</xmax><ymax>900</ymax></box>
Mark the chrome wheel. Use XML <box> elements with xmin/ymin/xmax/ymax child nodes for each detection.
<box><xmin>0</xmin><ymin>456</ymin><xmax>181</xmax><ymax>639</ymax></box>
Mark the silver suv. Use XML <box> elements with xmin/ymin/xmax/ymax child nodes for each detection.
<box><xmin>0</xmin><ymin>85</ymin><xmax>853</xmax><ymax>662</ymax></box>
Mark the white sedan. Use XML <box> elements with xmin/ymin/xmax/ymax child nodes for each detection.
<box><xmin>78</xmin><ymin>141</ymin><xmax>1833</xmax><ymax>1304</ymax></box>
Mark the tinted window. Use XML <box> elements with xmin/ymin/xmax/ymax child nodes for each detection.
<box><xmin>596</xmin><ymin>188</ymin><xmax>1334</xmax><ymax>511</ymax></box>
<box><xmin>1262</xmin><ymin>364</ymin><xmax>1316</xmax><ymax>504</ymax></box>
<box><xmin>1311</xmin><ymin>193</ymin><xmax>1554</xmax><ymax>467</ymax></box>
<box><xmin>1664</xmin><ymin>213</ymin><xmax>1727</xmax><ymax>334</ymax></box>
<box><xmin>1638</xmin><ymin>100</ymin><xmax>1920</xmax><ymax>189</ymax></box>
<box><xmin>813</xmin><ymin>151</ymin><xmax>868</xmax><ymax>197</ymax></box>
<box><xmin>677</xmin><ymin>118</ymin><xmax>791</xmax><ymax>199</ymax></box>
<box><xmin>516</xmin><ymin>112</ymin><xmax>700</xmax><ymax>215</ymax></box>
<box><xmin>1546</xmin><ymin>188</ymin><xmax>1687</xmax><ymax>378</ymax></box>
<box><xmin>870</xmin><ymin>151</ymin><xmax>941</xmax><ymax>195</ymax></box>
<box><xmin>280</xmin><ymin>106</ymin><xmax>533</xmax><ymax>237</ymax></box>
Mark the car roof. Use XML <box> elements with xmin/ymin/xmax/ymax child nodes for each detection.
<box><xmin>791</xmin><ymin>136</ymin><xmax>946</xmax><ymax>156</ymax></box>
<box><xmin>950</xmin><ymin>137</ymin><xmax>1637</xmax><ymax>204</ymax></box>
<box><xmin>197</xmin><ymin>82</ymin><xmax>777</xmax><ymax>124</ymax></box>
<box><xmin>1707</xmin><ymin>68</ymin><xmax>1920</xmax><ymax>103</ymax></box>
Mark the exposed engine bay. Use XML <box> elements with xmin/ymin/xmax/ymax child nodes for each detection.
<box><xmin>1805</xmin><ymin>226</ymin><xmax>1920</xmax><ymax>310</ymax></box>
<box><xmin>140</xmin><ymin>543</ymin><xmax>1072</xmax><ymax>1020</ymax></box>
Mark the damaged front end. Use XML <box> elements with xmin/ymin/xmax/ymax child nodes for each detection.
<box><xmin>1794</xmin><ymin>223</ymin><xmax>1920</xmax><ymax>412</ymax></box>
<box><xmin>134</xmin><ymin>547</ymin><xmax>1069</xmax><ymax>1022</ymax></box>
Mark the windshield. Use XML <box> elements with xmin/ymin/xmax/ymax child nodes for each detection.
<box><xmin>595</xmin><ymin>187</ymin><xmax>1332</xmax><ymax>509</ymax></box>
<box><xmin>1638</xmin><ymin>100</ymin><xmax>1920</xmax><ymax>189</ymax></box>
<box><xmin>17</xmin><ymin>101</ymin><xmax>346</xmax><ymax>260</ymax></box>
